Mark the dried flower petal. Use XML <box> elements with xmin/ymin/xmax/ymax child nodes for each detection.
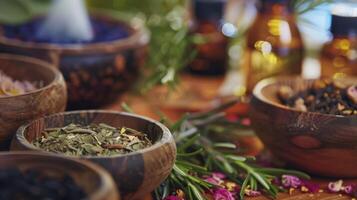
<box><xmin>281</xmin><ymin>175</ymin><xmax>302</xmax><ymax>188</ymax></box>
<box><xmin>343</xmin><ymin>185</ymin><xmax>354</xmax><ymax>195</ymax></box>
<box><xmin>328</xmin><ymin>180</ymin><xmax>343</xmax><ymax>193</ymax></box>
<box><xmin>301</xmin><ymin>180</ymin><xmax>320</xmax><ymax>193</ymax></box>
<box><xmin>213</xmin><ymin>188</ymin><xmax>235</xmax><ymax>200</ymax></box>
<box><xmin>244</xmin><ymin>189</ymin><xmax>261</xmax><ymax>197</ymax></box>
<box><xmin>164</xmin><ymin>195</ymin><xmax>181</xmax><ymax>200</ymax></box>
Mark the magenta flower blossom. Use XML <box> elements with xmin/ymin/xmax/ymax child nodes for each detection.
<box><xmin>328</xmin><ymin>180</ymin><xmax>343</xmax><ymax>193</ymax></box>
<box><xmin>212</xmin><ymin>172</ymin><xmax>226</xmax><ymax>180</ymax></box>
<box><xmin>204</xmin><ymin>172</ymin><xmax>226</xmax><ymax>185</ymax></box>
<box><xmin>281</xmin><ymin>175</ymin><xmax>302</xmax><ymax>188</ymax></box>
<box><xmin>204</xmin><ymin>177</ymin><xmax>220</xmax><ymax>185</ymax></box>
<box><xmin>213</xmin><ymin>188</ymin><xmax>235</xmax><ymax>200</ymax></box>
<box><xmin>301</xmin><ymin>180</ymin><xmax>320</xmax><ymax>193</ymax></box>
<box><xmin>164</xmin><ymin>195</ymin><xmax>181</xmax><ymax>200</ymax></box>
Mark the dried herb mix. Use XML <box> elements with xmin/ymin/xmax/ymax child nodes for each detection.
<box><xmin>0</xmin><ymin>168</ymin><xmax>86</xmax><ymax>200</ymax></box>
<box><xmin>32</xmin><ymin>123</ymin><xmax>153</xmax><ymax>156</ymax></box>
<box><xmin>0</xmin><ymin>70</ymin><xmax>38</xmax><ymax>97</ymax></box>
<box><xmin>278</xmin><ymin>80</ymin><xmax>357</xmax><ymax>115</ymax></box>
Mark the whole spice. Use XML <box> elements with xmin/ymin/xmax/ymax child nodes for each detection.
<box><xmin>0</xmin><ymin>168</ymin><xmax>86</xmax><ymax>200</ymax></box>
<box><xmin>32</xmin><ymin>123</ymin><xmax>153</xmax><ymax>156</ymax></box>
<box><xmin>0</xmin><ymin>70</ymin><xmax>38</xmax><ymax>97</ymax></box>
<box><xmin>278</xmin><ymin>80</ymin><xmax>357</xmax><ymax>115</ymax></box>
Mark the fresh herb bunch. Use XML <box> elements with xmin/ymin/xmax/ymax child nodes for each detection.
<box><xmin>122</xmin><ymin>100</ymin><xmax>310</xmax><ymax>200</ymax></box>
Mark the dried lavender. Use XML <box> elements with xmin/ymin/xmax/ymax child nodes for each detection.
<box><xmin>0</xmin><ymin>70</ymin><xmax>38</xmax><ymax>97</ymax></box>
<box><xmin>32</xmin><ymin>123</ymin><xmax>153</xmax><ymax>156</ymax></box>
<box><xmin>278</xmin><ymin>80</ymin><xmax>357</xmax><ymax>116</ymax></box>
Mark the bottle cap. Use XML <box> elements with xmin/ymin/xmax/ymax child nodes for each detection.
<box><xmin>193</xmin><ymin>0</ymin><xmax>226</xmax><ymax>21</ymax></box>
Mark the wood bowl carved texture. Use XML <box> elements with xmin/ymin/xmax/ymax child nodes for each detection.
<box><xmin>250</xmin><ymin>76</ymin><xmax>357</xmax><ymax>177</ymax></box>
<box><xmin>12</xmin><ymin>111</ymin><xmax>176</xmax><ymax>200</ymax></box>
<box><xmin>0</xmin><ymin>54</ymin><xmax>67</xmax><ymax>150</ymax></box>
<box><xmin>0</xmin><ymin>152</ymin><xmax>119</xmax><ymax>200</ymax></box>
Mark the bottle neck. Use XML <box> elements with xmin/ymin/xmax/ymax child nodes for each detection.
<box><xmin>260</xmin><ymin>1</ymin><xmax>292</xmax><ymax>16</ymax></box>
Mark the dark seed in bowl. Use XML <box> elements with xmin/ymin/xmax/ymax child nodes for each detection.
<box><xmin>278</xmin><ymin>80</ymin><xmax>357</xmax><ymax>115</ymax></box>
<box><xmin>0</xmin><ymin>168</ymin><xmax>86</xmax><ymax>200</ymax></box>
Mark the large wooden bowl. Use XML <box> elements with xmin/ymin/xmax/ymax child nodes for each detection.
<box><xmin>0</xmin><ymin>151</ymin><xmax>119</xmax><ymax>200</ymax></box>
<box><xmin>0</xmin><ymin>14</ymin><xmax>148</xmax><ymax>110</ymax></box>
<box><xmin>0</xmin><ymin>54</ymin><xmax>67</xmax><ymax>150</ymax></box>
<box><xmin>250</xmin><ymin>76</ymin><xmax>357</xmax><ymax>177</ymax></box>
<box><xmin>12</xmin><ymin>110</ymin><xmax>176</xmax><ymax>200</ymax></box>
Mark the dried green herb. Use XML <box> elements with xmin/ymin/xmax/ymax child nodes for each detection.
<box><xmin>32</xmin><ymin>123</ymin><xmax>152</xmax><ymax>156</ymax></box>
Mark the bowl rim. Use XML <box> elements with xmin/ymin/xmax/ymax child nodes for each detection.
<box><xmin>15</xmin><ymin>110</ymin><xmax>175</xmax><ymax>159</ymax></box>
<box><xmin>0</xmin><ymin>13</ymin><xmax>149</xmax><ymax>54</ymax></box>
<box><xmin>252</xmin><ymin>76</ymin><xmax>357</xmax><ymax>118</ymax></box>
<box><xmin>0</xmin><ymin>151</ymin><xmax>118</xmax><ymax>199</ymax></box>
<box><xmin>0</xmin><ymin>53</ymin><xmax>64</xmax><ymax>100</ymax></box>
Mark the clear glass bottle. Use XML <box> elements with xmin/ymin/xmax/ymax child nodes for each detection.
<box><xmin>242</xmin><ymin>0</ymin><xmax>303</xmax><ymax>93</ymax></box>
<box><xmin>187</xmin><ymin>0</ymin><xmax>228</xmax><ymax>76</ymax></box>
<box><xmin>320</xmin><ymin>4</ymin><xmax>357</xmax><ymax>79</ymax></box>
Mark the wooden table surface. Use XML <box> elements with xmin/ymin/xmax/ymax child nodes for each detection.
<box><xmin>105</xmin><ymin>74</ymin><xmax>356</xmax><ymax>200</ymax></box>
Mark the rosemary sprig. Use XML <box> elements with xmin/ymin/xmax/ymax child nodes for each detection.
<box><xmin>152</xmin><ymin>100</ymin><xmax>310</xmax><ymax>200</ymax></box>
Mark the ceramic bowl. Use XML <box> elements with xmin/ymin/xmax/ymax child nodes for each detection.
<box><xmin>0</xmin><ymin>151</ymin><xmax>119</xmax><ymax>200</ymax></box>
<box><xmin>250</xmin><ymin>76</ymin><xmax>357</xmax><ymax>177</ymax></box>
<box><xmin>0</xmin><ymin>14</ymin><xmax>148</xmax><ymax>110</ymax></box>
<box><xmin>0</xmin><ymin>54</ymin><xmax>67</xmax><ymax>150</ymax></box>
<box><xmin>12</xmin><ymin>110</ymin><xmax>176</xmax><ymax>200</ymax></box>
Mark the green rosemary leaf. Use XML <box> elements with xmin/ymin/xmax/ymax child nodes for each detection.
<box><xmin>225</xmin><ymin>154</ymin><xmax>247</xmax><ymax>162</ymax></box>
<box><xmin>177</xmin><ymin>134</ymin><xmax>200</xmax><ymax>151</ymax></box>
<box><xmin>120</xmin><ymin>102</ymin><xmax>134</xmax><ymax>113</ymax></box>
<box><xmin>188</xmin><ymin>183</ymin><xmax>205</xmax><ymax>200</ymax></box>
<box><xmin>176</xmin><ymin>160</ymin><xmax>208</xmax><ymax>172</ymax></box>
<box><xmin>213</xmin><ymin>142</ymin><xmax>237</xmax><ymax>149</ymax></box>
<box><xmin>240</xmin><ymin>174</ymin><xmax>250</xmax><ymax>200</ymax></box>
<box><xmin>177</xmin><ymin>148</ymin><xmax>203</xmax><ymax>157</ymax></box>
<box><xmin>256</xmin><ymin>168</ymin><xmax>310</xmax><ymax>179</ymax></box>
<box><xmin>235</xmin><ymin>161</ymin><xmax>270</xmax><ymax>190</ymax></box>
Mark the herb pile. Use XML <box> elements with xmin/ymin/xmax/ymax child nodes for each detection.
<box><xmin>278</xmin><ymin>80</ymin><xmax>357</xmax><ymax>115</ymax></box>
<box><xmin>0</xmin><ymin>70</ymin><xmax>38</xmax><ymax>97</ymax></box>
<box><xmin>32</xmin><ymin>123</ymin><xmax>152</xmax><ymax>156</ymax></box>
<box><xmin>132</xmin><ymin>100</ymin><xmax>311</xmax><ymax>200</ymax></box>
<box><xmin>0</xmin><ymin>168</ymin><xmax>86</xmax><ymax>200</ymax></box>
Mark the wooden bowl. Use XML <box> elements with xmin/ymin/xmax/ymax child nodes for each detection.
<box><xmin>0</xmin><ymin>54</ymin><xmax>67</xmax><ymax>150</ymax></box>
<box><xmin>250</xmin><ymin>76</ymin><xmax>357</xmax><ymax>177</ymax></box>
<box><xmin>0</xmin><ymin>14</ymin><xmax>148</xmax><ymax>110</ymax></box>
<box><xmin>0</xmin><ymin>151</ymin><xmax>119</xmax><ymax>200</ymax></box>
<box><xmin>12</xmin><ymin>110</ymin><xmax>176</xmax><ymax>200</ymax></box>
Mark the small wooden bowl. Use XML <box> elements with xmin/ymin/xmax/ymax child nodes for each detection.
<box><xmin>0</xmin><ymin>54</ymin><xmax>67</xmax><ymax>150</ymax></box>
<box><xmin>0</xmin><ymin>151</ymin><xmax>119</xmax><ymax>200</ymax></box>
<box><xmin>250</xmin><ymin>76</ymin><xmax>357</xmax><ymax>177</ymax></box>
<box><xmin>12</xmin><ymin>110</ymin><xmax>176</xmax><ymax>200</ymax></box>
<box><xmin>0</xmin><ymin>14</ymin><xmax>148</xmax><ymax>110</ymax></box>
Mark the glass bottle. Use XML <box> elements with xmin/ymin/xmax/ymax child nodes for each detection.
<box><xmin>320</xmin><ymin>5</ymin><xmax>357</xmax><ymax>79</ymax></box>
<box><xmin>243</xmin><ymin>0</ymin><xmax>303</xmax><ymax>93</ymax></box>
<box><xmin>187</xmin><ymin>0</ymin><xmax>229</xmax><ymax>76</ymax></box>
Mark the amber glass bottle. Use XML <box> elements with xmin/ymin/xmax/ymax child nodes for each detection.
<box><xmin>243</xmin><ymin>0</ymin><xmax>303</xmax><ymax>93</ymax></box>
<box><xmin>320</xmin><ymin>12</ymin><xmax>357</xmax><ymax>79</ymax></box>
<box><xmin>187</xmin><ymin>0</ymin><xmax>228</xmax><ymax>76</ymax></box>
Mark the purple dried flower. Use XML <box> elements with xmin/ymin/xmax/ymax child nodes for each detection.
<box><xmin>343</xmin><ymin>185</ymin><xmax>354</xmax><ymax>195</ymax></box>
<box><xmin>301</xmin><ymin>180</ymin><xmax>320</xmax><ymax>193</ymax></box>
<box><xmin>328</xmin><ymin>180</ymin><xmax>343</xmax><ymax>193</ymax></box>
<box><xmin>213</xmin><ymin>188</ymin><xmax>235</xmax><ymax>200</ymax></box>
<box><xmin>204</xmin><ymin>177</ymin><xmax>220</xmax><ymax>185</ymax></box>
<box><xmin>164</xmin><ymin>195</ymin><xmax>181</xmax><ymax>200</ymax></box>
<box><xmin>212</xmin><ymin>172</ymin><xmax>226</xmax><ymax>180</ymax></box>
<box><xmin>281</xmin><ymin>175</ymin><xmax>302</xmax><ymax>188</ymax></box>
<box><xmin>244</xmin><ymin>189</ymin><xmax>261</xmax><ymax>197</ymax></box>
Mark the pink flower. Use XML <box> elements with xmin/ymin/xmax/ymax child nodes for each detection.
<box><xmin>241</xmin><ymin>118</ymin><xmax>251</xmax><ymax>126</ymax></box>
<box><xmin>281</xmin><ymin>175</ymin><xmax>302</xmax><ymax>188</ymax></box>
<box><xmin>204</xmin><ymin>172</ymin><xmax>226</xmax><ymax>185</ymax></box>
<box><xmin>213</xmin><ymin>188</ymin><xmax>235</xmax><ymax>200</ymax></box>
<box><xmin>164</xmin><ymin>195</ymin><xmax>181</xmax><ymax>200</ymax></box>
<box><xmin>212</xmin><ymin>172</ymin><xmax>226</xmax><ymax>180</ymax></box>
<box><xmin>204</xmin><ymin>177</ymin><xmax>220</xmax><ymax>185</ymax></box>
<box><xmin>328</xmin><ymin>180</ymin><xmax>343</xmax><ymax>193</ymax></box>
